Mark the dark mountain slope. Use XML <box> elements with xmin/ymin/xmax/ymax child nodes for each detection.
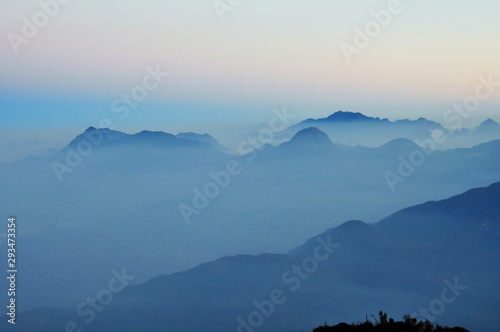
<box><xmin>7</xmin><ymin>182</ymin><xmax>499</xmax><ymax>332</ymax></box>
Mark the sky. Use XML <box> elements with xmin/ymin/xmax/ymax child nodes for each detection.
<box><xmin>0</xmin><ymin>0</ymin><xmax>499</xmax><ymax>161</ymax></box>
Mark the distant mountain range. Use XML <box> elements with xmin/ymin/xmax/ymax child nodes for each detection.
<box><xmin>3</xmin><ymin>111</ymin><xmax>498</xmax><ymax>165</ymax></box>
<box><xmin>276</xmin><ymin>111</ymin><xmax>500</xmax><ymax>149</ymax></box>
<box><xmin>0</xmin><ymin>125</ymin><xmax>498</xmax><ymax>314</ymax></box>
<box><xmin>0</xmin><ymin>114</ymin><xmax>498</xmax><ymax>332</ymax></box>
<box><xmin>6</xmin><ymin>182</ymin><xmax>499</xmax><ymax>332</ymax></box>
<box><xmin>68</xmin><ymin>126</ymin><xmax>227</xmax><ymax>151</ymax></box>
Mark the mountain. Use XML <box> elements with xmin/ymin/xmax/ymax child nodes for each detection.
<box><xmin>275</xmin><ymin>127</ymin><xmax>336</xmax><ymax>156</ymax></box>
<box><xmin>0</xmin><ymin>126</ymin><xmax>233</xmax><ymax>244</ymax></box>
<box><xmin>449</xmin><ymin>119</ymin><xmax>500</xmax><ymax>148</ymax></box>
<box><xmin>68</xmin><ymin>127</ymin><xmax>213</xmax><ymax>150</ymax></box>
<box><xmin>477</xmin><ymin>119</ymin><xmax>500</xmax><ymax>133</ymax></box>
<box><xmin>0</xmin><ymin>127</ymin><xmax>498</xmax><ymax>315</ymax></box>
<box><xmin>455</xmin><ymin>119</ymin><xmax>500</xmax><ymax>136</ymax></box>
<box><xmin>278</xmin><ymin>111</ymin><xmax>499</xmax><ymax>149</ymax></box>
<box><xmin>377</xmin><ymin>138</ymin><xmax>422</xmax><ymax>153</ymax></box>
<box><xmin>49</xmin><ymin>127</ymin><xmax>232</xmax><ymax>179</ymax></box>
<box><xmin>378</xmin><ymin>182</ymin><xmax>500</xmax><ymax>237</ymax></box>
<box><xmin>176</xmin><ymin>132</ymin><xmax>230</xmax><ymax>152</ymax></box>
<box><xmin>321</xmin><ymin>111</ymin><xmax>381</xmax><ymax>122</ymax></box>
<box><xmin>279</xmin><ymin>111</ymin><xmax>445</xmax><ymax>147</ymax></box>
<box><xmin>6</xmin><ymin>182</ymin><xmax>499</xmax><ymax>332</ymax></box>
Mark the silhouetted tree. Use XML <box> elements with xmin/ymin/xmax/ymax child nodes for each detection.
<box><xmin>313</xmin><ymin>312</ymin><xmax>470</xmax><ymax>332</ymax></box>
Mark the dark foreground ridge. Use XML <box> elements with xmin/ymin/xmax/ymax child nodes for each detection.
<box><xmin>314</xmin><ymin>312</ymin><xmax>470</xmax><ymax>332</ymax></box>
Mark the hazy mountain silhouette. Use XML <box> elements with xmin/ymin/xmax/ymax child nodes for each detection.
<box><xmin>451</xmin><ymin>119</ymin><xmax>500</xmax><ymax>148</ymax></box>
<box><xmin>377</xmin><ymin>138</ymin><xmax>421</xmax><ymax>152</ymax></box>
<box><xmin>176</xmin><ymin>132</ymin><xmax>230</xmax><ymax>152</ymax></box>
<box><xmin>274</xmin><ymin>127</ymin><xmax>337</xmax><ymax>156</ymax></box>
<box><xmin>70</xmin><ymin>127</ymin><xmax>214</xmax><ymax>149</ymax></box>
<box><xmin>279</xmin><ymin>111</ymin><xmax>445</xmax><ymax>147</ymax></box>
<box><xmin>5</xmin><ymin>182</ymin><xmax>498</xmax><ymax>332</ymax></box>
<box><xmin>0</xmin><ymin>126</ymin><xmax>498</xmax><ymax>314</ymax></box>
<box><xmin>277</xmin><ymin>111</ymin><xmax>500</xmax><ymax>148</ymax></box>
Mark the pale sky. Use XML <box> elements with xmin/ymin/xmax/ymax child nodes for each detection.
<box><xmin>0</xmin><ymin>0</ymin><xmax>499</xmax><ymax>158</ymax></box>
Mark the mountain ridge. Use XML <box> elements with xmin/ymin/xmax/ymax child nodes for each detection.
<box><xmin>7</xmin><ymin>181</ymin><xmax>499</xmax><ymax>332</ymax></box>
<box><xmin>66</xmin><ymin>127</ymin><xmax>228</xmax><ymax>152</ymax></box>
<box><xmin>278</xmin><ymin>111</ymin><xmax>499</xmax><ymax>149</ymax></box>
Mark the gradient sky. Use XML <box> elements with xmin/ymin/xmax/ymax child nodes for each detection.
<box><xmin>1</xmin><ymin>0</ymin><xmax>499</xmax><ymax>160</ymax></box>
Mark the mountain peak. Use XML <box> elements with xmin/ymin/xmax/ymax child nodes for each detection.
<box><xmin>176</xmin><ymin>132</ymin><xmax>216</xmax><ymax>142</ymax></box>
<box><xmin>379</xmin><ymin>138</ymin><xmax>420</xmax><ymax>151</ymax></box>
<box><xmin>177</xmin><ymin>132</ymin><xmax>210</xmax><ymax>138</ymax></box>
<box><xmin>290</xmin><ymin>127</ymin><xmax>332</xmax><ymax>145</ymax></box>
<box><xmin>278</xmin><ymin>127</ymin><xmax>334</xmax><ymax>155</ymax></box>
<box><xmin>326</xmin><ymin>111</ymin><xmax>374</xmax><ymax>122</ymax></box>
<box><xmin>81</xmin><ymin>126</ymin><xmax>123</xmax><ymax>136</ymax></box>
<box><xmin>66</xmin><ymin>128</ymin><xmax>214</xmax><ymax>151</ymax></box>
<box><xmin>136</xmin><ymin>130</ymin><xmax>174</xmax><ymax>137</ymax></box>
<box><xmin>473</xmin><ymin>119</ymin><xmax>500</xmax><ymax>138</ymax></box>
<box><xmin>68</xmin><ymin>127</ymin><xmax>125</xmax><ymax>148</ymax></box>
<box><xmin>176</xmin><ymin>132</ymin><xmax>229</xmax><ymax>152</ymax></box>
<box><xmin>336</xmin><ymin>219</ymin><xmax>369</xmax><ymax>230</ymax></box>
<box><xmin>479</xmin><ymin>118</ymin><xmax>499</xmax><ymax>127</ymax></box>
